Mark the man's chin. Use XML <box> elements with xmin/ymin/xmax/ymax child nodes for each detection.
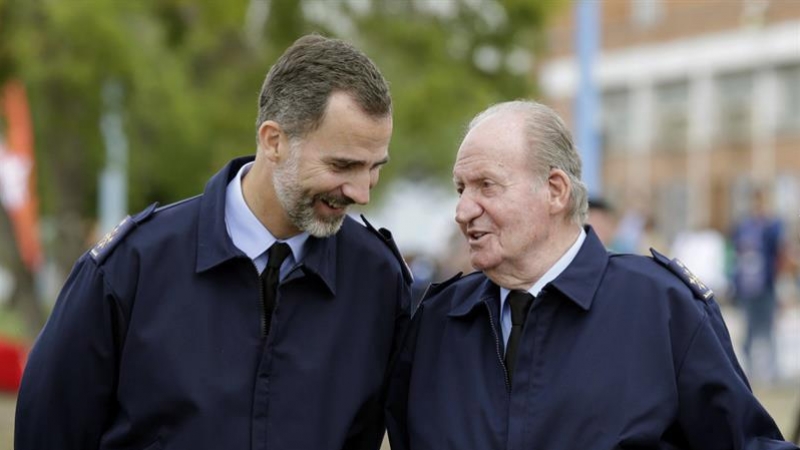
<box><xmin>303</xmin><ymin>214</ymin><xmax>347</xmax><ymax>238</ymax></box>
<box><xmin>469</xmin><ymin>253</ymin><xmax>499</xmax><ymax>273</ymax></box>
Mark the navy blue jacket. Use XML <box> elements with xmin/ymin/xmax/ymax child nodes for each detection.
<box><xmin>387</xmin><ymin>228</ymin><xmax>796</xmax><ymax>450</ymax></box>
<box><xmin>16</xmin><ymin>157</ymin><xmax>411</xmax><ymax>450</ymax></box>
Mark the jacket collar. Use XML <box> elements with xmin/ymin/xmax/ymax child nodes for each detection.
<box><xmin>448</xmin><ymin>276</ymin><xmax>498</xmax><ymax>318</ymax></box>
<box><xmin>546</xmin><ymin>226</ymin><xmax>609</xmax><ymax>311</ymax></box>
<box><xmin>196</xmin><ymin>156</ymin><xmax>252</xmax><ymax>273</ymax></box>
<box><xmin>195</xmin><ymin>156</ymin><xmax>338</xmax><ymax>295</ymax></box>
<box><xmin>447</xmin><ymin>226</ymin><xmax>609</xmax><ymax>316</ymax></box>
<box><xmin>286</xmin><ymin>227</ymin><xmax>338</xmax><ymax>296</ymax></box>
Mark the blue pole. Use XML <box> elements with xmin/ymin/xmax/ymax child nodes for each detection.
<box><xmin>575</xmin><ymin>0</ymin><xmax>602</xmax><ymax>197</ymax></box>
<box><xmin>99</xmin><ymin>80</ymin><xmax>128</xmax><ymax>234</ymax></box>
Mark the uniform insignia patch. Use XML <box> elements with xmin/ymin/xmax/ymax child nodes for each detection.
<box><xmin>90</xmin><ymin>203</ymin><xmax>159</xmax><ymax>264</ymax></box>
<box><xmin>650</xmin><ymin>248</ymin><xmax>714</xmax><ymax>301</ymax></box>
<box><xmin>90</xmin><ymin>216</ymin><xmax>134</xmax><ymax>263</ymax></box>
<box><xmin>670</xmin><ymin>258</ymin><xmax>714</xmax><ymax>300</ymax></box>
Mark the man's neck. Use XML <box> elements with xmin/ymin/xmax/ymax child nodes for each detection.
<box><xmin>241</xmin><ymin>158</ymin><xmax>300</xmax><ymax>239</ymax></box>
<box><xmin>486</xmin><ymin>224</ymin><xmax>583</xmax><ymax>291</ymax></box>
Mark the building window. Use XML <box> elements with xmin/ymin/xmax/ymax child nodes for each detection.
<box><xmin>777</xmin><ymin>64</ymin><xmax>800</xmax><ymax>134</ymax></box>
<box><xmin>716</xmin><ymin>71</ymin><xmax>753</xmax><ymax>145</ymax></box>
<box><xmin>654</xmin><ymin>80</ymin><xmax>689</xmax><ymax>152</ymax></box>
<box><xmin>631</xmin><ymin>0</ymin><xmax>663</xmax><ymax>28</ymax></box>
<box><xmin>601</xmin><ymin>89</ymin><xmax>631</xmax><ymax>155</ymax></box>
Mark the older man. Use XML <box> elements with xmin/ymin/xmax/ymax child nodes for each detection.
<box><xmin>16</xmin><ymin>35</ymin><xmax>410</xmax><ymax>450</ymax></box>
<box><xmin>386</xmin><ymin>100</ymin><xmax>796</xmax><ymax>449</ymax></box>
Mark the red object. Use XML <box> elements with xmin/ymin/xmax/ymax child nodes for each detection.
<box><xmin>0</xmin><ymin>79</ymin><xmax>43</xmax><ymax>273</ymax></box>
<box><xmin>0</xmin><ymin>337</ymin><xmax>26</xmax><ymax>392</ymax></box>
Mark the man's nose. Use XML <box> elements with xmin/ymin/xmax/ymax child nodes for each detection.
<box><xmin>455</xmin><ymin>193</ymin><xmax>482</xmax><ymax>225</ymax></box>
<box><xmin>342</xmin><ymin>174</ymin><xmax>371</xmax><ymax>206</ymax></box>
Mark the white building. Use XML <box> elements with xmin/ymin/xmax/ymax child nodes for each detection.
<box><xmin>539</xmin><ymin>0</ymin><xmax>800</xmax><ymax>240</ymax></box>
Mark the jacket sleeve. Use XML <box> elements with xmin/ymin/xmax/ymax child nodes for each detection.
<box><xmin>15</xmin><ymin>255</ymin><xmax>126</xmax><ymax>450</ymax></box>
<box><xmin>675</xmin><ymin>299</ymin><xmax>798</xmax><ymax>450</ymax></box>
<box><xmin>347</xmin><ymin>270</ymin><xmax>412</xmax><ymax>450</ymax></box>
<box><xmin>385</xmin><ymin>301</ymin><xmax>424</xmax><ymax>450</ymax></box>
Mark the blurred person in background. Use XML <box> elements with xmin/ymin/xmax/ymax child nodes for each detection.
<box><xmin>404</xmin><ymin>251</ymin><xmax>439</xmax><ymax>311</ymax></box>
<box><xmin>671</xmin><ymin>224</ymin><xmax>728</xmax><ymax>297</ymax></box>
<box><xmin>611</xmin><ymin>199</ymin><xmax>646</xmax><ymax>254</ymax></box>
<box><xmin>438</xmin><ymin>224</ymin><xmax>475</xmax><ymax>275</ymax></box>
<box><xmin>15</xmin><ymin>35</ymin><xmax>411</xmax><ymax>450</ymax></box>
<box><xmin>587</xmin><ymin>196</ymin><xmax>618</xmax><ymax>249</ymax></box>
<box><xmin>386</xmin><ymin>100</ymin><xmax>797</xmax><ymax>449</ymax></box>
<box><xmin>730</xmin><ymin>186</ymin><xmax>785</xmax><ymax>383</ymax></box>
<box><xmin>637</xmin><ymin>213</ymin><xmax>669</xmax><ymax>255</ymax></box>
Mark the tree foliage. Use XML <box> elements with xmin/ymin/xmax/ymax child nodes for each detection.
<box><xmin>0</xmin><ymin>0</ymin><xmax>557</xmax><ymax>331</ymax></box>
<box><xmin>349</xmin><ymin>0</ymin><xmax>551</xmax><ymax>189</ymax></box>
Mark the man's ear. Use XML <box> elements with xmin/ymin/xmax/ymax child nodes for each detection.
<box><xmin>257</xmin><ymin>120</ymin><xmax>283</xmax><ymax>163</ymax></box>
<box><xmin>548</xmin><ymin>168</ymin><xmax>572</xmax><ymax>216</ymax></box>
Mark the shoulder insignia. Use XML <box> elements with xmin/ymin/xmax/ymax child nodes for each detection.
<box><xmin>90</xmin><ymin>202</ymin><xmax>159</xmax><ymax>265</ymax></box>
<box><xmin>360</xmin><ymin>215</ymin><xmax>414</xmax><ymax>285</ymax></box>
<box><xmin>650</xmin><ymin>248</ymin><xmax>714</xmax><ymax>301</ymax></box>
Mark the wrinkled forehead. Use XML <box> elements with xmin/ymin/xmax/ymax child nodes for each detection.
<box><xmin>455</xmin><ymin>112</ymin><xmax>528</xmax><ymax>169</ymax></box>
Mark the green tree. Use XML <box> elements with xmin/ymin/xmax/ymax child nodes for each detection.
<box><xmin>0</xmin><ymin>0</ymin><xmax>275</xmax><ymax>333</ymax></box>
<box><xmin>0</xmin><ymin>0</ymin><xmax>558</xmax><ymax>336</ymax></box>
<box><xmin>350</xmin><ymin>0</ymin><xmax>551</xmax><ymax>189</ymax></box>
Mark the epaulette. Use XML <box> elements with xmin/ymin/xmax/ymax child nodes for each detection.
<box><xmin>90</xmin><ymin>202</ymin><xmax>159</xmax><ymax>265</ymax></box>
<box><xmin>154</xmin><ymin>193</ymin><xmax>202</xmax><ymax>213</ymax></box>
<box><xmin>650</xmin><ymin>248</ymin><xmax>714</xmax><ymax>301</ymax></box>
<box><xmin>360</xmin><ymin>215</ymin><xmax>414</xmax><ymax>285</ymax></box>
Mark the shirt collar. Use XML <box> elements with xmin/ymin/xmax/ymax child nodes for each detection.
<box><xmin>500</xmin><ymin>228</ymin><xmax>586</xmax><ymax>307</ymax></box>
<box><xmin>449</xmin><ymin>226</ymin><xmax>609</xmax><ymax>318</ymax></box>
<box><xmin>193</xmin><ymin>159</ymin><xmax>338</xmax><ymax>296</ymax></box>
<box><xmin>224</xmin><ymin>162</ymin><xmax>309</xmax><ymax>264</ymax></box>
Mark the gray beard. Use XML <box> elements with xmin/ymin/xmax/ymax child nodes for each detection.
<box><xmin>272</xmin><ymin>152</ymin><xmax>346</xmax><ymax>238</ymax></box>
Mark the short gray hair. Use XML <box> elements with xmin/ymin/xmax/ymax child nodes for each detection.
<box><xmin>467</xmin><ymin>100</ymin><xmax>589</xmax><ymax>225</ymax></box>
<box><xmin>256</xmin><ymin>34</ymin><xmax>392</xmax><ymax>140</ymax></box>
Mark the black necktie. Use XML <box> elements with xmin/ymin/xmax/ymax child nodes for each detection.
<box><xmin>260</xmin><ymin>242</ymin><xmax>292</xmax><ymax>336</ymax></box>
<box><xmin>504</xmin><ymin>290</ymin><xmax>533</xmax><ymax>385</ymax></box>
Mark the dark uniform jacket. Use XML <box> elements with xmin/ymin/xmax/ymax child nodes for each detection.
<box><xmin>16</xmin><ymin>157</ymin><xmax>411</xmax><ymax>450</ymax></box>
<box><xmin>386</xmin><ymin>227</ymin><xmax>796</xmax><ymax>450</ymax></box>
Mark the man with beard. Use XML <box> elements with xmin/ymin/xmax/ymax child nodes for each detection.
<box><xmin>386</xmin><ymin>100</ymin><xmax>797</xmax><ymax>450</ymax></box>
<box><xmin>16</xmin><ymin>35</ymin><xmax>411</xmax><ymax>450</ymax></box>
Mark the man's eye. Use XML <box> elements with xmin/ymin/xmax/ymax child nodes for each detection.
<box><xmin>332</xmin><ymin>162</ymin><xmax>350</xmax><ymax>170</ymax></box>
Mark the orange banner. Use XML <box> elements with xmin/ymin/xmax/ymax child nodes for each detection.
<box><xmin>0</xmin><ymin>80</ymin><xmax>43</xmax><ymax>273</ymax></box>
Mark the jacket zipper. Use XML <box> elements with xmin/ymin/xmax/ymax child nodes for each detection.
<box><xmin>257</xmin><ymin>264</ymin><xmax>301</xmax><ymax>338</ymax></box>
<box><xmin>484</xmin><ymin>301</ymin><xmax>511</xmax><ymax>392</ymax></box>
<box><xmin>253</xmin><ymin>264</ymin><xmax>267</xmax><ymax>338</ymax></box>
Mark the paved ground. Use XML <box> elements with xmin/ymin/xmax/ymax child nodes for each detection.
<box><xmin>2</xmin><ymin>305</ymin><xmax>798</xmax><ymax>448</ymax></box>
<box><xmin>0</xmin><ymin>394</ymin><xmax>12</xmax><ymax>450</ymax></box>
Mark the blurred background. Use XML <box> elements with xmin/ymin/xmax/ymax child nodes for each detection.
<box><xmin>0</xmin><ymin>0</ymin><xmax>798</xmax><ymax>447</ymax></box>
